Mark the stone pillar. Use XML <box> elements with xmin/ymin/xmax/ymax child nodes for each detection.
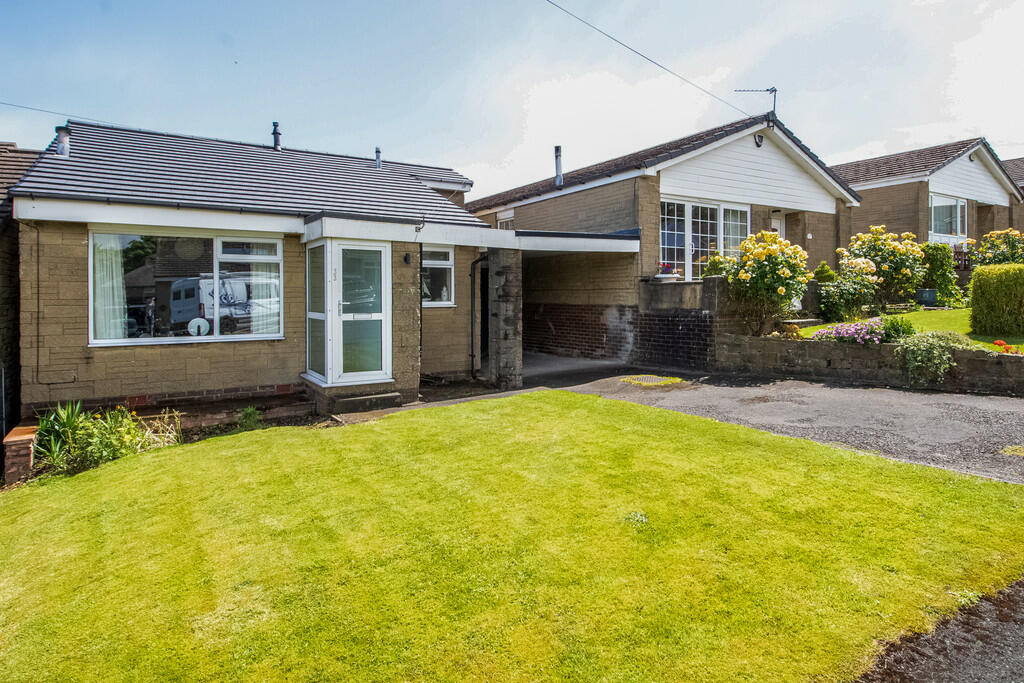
<box><xmin>487</xmin><ymin>248</ymin><xmax>523</xmax><ymax>390</ymax></box>
<box><xmin>2</xmin><ymin>425</ymin><xmax>36</xmax><ymax>484</ymax></box>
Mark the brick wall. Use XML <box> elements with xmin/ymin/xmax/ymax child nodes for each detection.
<box><xmin>632</xmin><ymin>308</ymin><xmax>714</xmax><ymax>369</ymax></box>
<box><xmin>421</xmin><ymin>245</ymin><xmax>479</xmax><ymax>377</ymax></box>
<box><xmin>524</xmin><ymin>303</ymin><xmax>635</xmax><ymax>359</ymax></box>
<box><xmin>848</xmin><ymin>182</ymin><xmax>928</xmax><ymax>241</ymax></box>
<box><xmin>715</xmin><ymin>334</ymin><xmax>1024</xmax><ymax>396</ymax></box>
<box><xmin>0</xmin><ymin>219</ymin><xmax>18</xmax><ymax>433</ymax></box>
<box><xmin>513</xmin><ymin>178</ymin><xmax>639</xmax><ymax>234</ymax></box>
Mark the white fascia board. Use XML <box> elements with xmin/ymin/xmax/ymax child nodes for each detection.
<box><xmin>420</xmin><ymin>179</ymin><xmax>473</xmax><ymax>192</ymax></box>
<box><xmin>848</xmin><ymin>174</ymin><xmax>930</xmax><ymax>191</ymax></box>
<box><xmin>316</xmin><ymin>216</ymin><xmax>639</xmax><ymax>252</ymax></box>
<box><xmin>471</xmin><ymin>169</ymin><xmax>647</xmax><ymax>216</ymax></box>
<box><xmin>13</xmin><ymin>197</ymin><xmax>304</xmax><ymax>233</ymax></box>
<box><xmin>517</xmin><ymin>234</ymin><xmax>640</xmax><ymax>253</ymax></box>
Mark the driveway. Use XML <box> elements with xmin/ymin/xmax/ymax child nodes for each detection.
<box><xmin>566</xmin><ymin>374</ymin><xmax>1024</xmax><ymax>484</ymax></box>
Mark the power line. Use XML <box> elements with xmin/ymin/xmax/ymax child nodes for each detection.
<box><xmin>0</xmin><ymin>99</ymin><xmax>119</xmax><ymax>126</ymax></box>
<box><xmin>542</xmin><ymin>0</ymin><xmax>750</xmax><ymax>117</ymax></box>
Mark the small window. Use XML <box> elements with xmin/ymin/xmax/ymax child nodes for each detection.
<box><xmin>421</xmin><ymin>246</ymin><xmax>454</xmax><ymax>306</ymax></box>
<box><xmin>221</xmin><ymin>240</ymin><xmax>279</xmax><ymax>257</ymax></box>
<box><xmin>497</xmin><ymin>218</ymin><xmax>515</xmax><ymax>231</ymax></box>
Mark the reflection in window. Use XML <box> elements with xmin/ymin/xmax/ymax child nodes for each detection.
<box><xmin>91</xmin><ymin>233</ymin><xmax>283</xmax><ymax>342</ymax></box>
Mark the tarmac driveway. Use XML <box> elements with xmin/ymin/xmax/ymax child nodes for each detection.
<box><xmin>565</xmin><ymin>374</ymin><xmax>1024</xmax><ymax>484</ymax></box>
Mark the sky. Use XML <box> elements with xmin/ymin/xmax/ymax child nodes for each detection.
<box><xmin>1</xmin><ymin>0</ymin><xmax>1022</xmax><ymax>199</ymax></box>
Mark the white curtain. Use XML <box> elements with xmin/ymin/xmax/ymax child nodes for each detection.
<box><xmin>93</xmin><ymin>234</ymin><xmax>127</xmax><ymax>339</ymax></box>
<box><xmin>250</xmin><ymin>262</ymin><xmax>280</xmax><ymax>335</ymax></box>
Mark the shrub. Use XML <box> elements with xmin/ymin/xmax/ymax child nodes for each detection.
<box><xmin>703</xmin><ymin>254</ymin><xmax>727</xmax><ymax>277</ymax></box>
<box><xmin>811</xmin><ymin>319</ymin><xmax>884</xmax><ymax>344</ymax></box>
<box><xmin>840</xmin><ymin>226</ymin><xmax>925</xmax><ymax>304</ymax></box>
<box><xmin>969</xmin><ymin>229</ymin><xmax>1024</xmax><ymax>265</ymax></box>
<box><xmin>238</xmin><ymin>405</ymin><xmax>263</xmax><ymax>431</ymax></box>
<box><xmin>895</xmin><ymin>331</ymin><xmax>973</xmax><ymax>388</ymax></box>
<box><xmin>34</xmin><ymin>404</ymin><xmax>180</xmax><ymax>476</ymax></box>
<box><xmin>920</xmin><ymin>242</ymin><xmax>965</xmax><ymax>307</ymax></box>
<box><xmin>880</xmin><ymin>315</ymin><xmax>916</xmax><ymax>343</ymax></box>
<box><xmin>818</xmin><ymin>256</ymin><xmax>879</xmax><ymax>322</ymax></box>
<box><xmin>970</xmin><ymin>264</ymin><xmax>1024</xmax><ymax>336</ymax></box>
<box><xmin>812</xmin><ymin>261</ymin><xmax>836</xmax><ymax>283</ymax></box>
<box><xmin>721</xmin><ymin>231</ymin><xmax>810</xmax><ymax>335</ymax></box>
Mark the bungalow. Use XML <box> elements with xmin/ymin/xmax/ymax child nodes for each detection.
<box><xmin>465</xmin><ymin>112</ymin><xmax>861</xmax><ymax>362</ymax></box>
<box><xmin>1002</xmin><ymin>157</ymin><xmax>1024</xmax><ymax>228</ymax></box>
<box><xmin>829</xmin><ymin>139</ymin><xmax>1024</xmax><ymax>246</ymax></box>
<box><xmin>8</xmin><ymin>121</ymin><xmax>638</xmax><ymax>420</ymax></box>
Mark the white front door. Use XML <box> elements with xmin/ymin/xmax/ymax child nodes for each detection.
<box><xmin>306</xmin><ymin>239</ymin><xmax>392</xmax><ymax>385</ymax></box>
<box><xmin>770</xmin><ymin>215</ymin><xmax>785</xmax><ymax>239</ymax></box>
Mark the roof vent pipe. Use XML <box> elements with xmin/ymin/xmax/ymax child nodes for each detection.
<box><xmin>271</xmin><ymin>122</ymin><xmax>282</xmax><ymax>151</ymax></box>
<box><xmin>375</xmin><ymin>146</ymin><xmax>382</xmax><ymax>169</ymax></box>
<box><xmin>54</xmin><ymin>125</ymin><xmax>71</xmax><ymax>157</ymax></box>
<box><xmin>554</xmin><ymin>145</ymin><xmax>563</xmax><ymax>187</ymax></box>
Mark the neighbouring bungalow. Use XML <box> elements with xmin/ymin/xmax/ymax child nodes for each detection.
<box><xmin>1001</xmin><ymin>156</ymin><xmax>1024</xmax><ymax>228</ymax></box>
<box><xmin>466</xmin><ymin>112</ymin><xmax>861</xmax><ymax>362</ymax></box>
<box><xmin>7</xmin><ymin>121</ymin><xmax>639</xmax><ymax>422</ymax></box>
<box><xmin>830</xmin><ymin>140</ymin><xmax>1024</xmax><ymax>246</ymax></box>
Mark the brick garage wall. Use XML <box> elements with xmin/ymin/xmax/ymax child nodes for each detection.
<box><xmin>848</xmin><ymin>182</ymin><xmax>928</xmax><ymax>241</ymax></box>
<box><xmin>522</xmin><ymin>251</ymin><xmax>639</xmax><ymax>360</ymax></box>
<box><xmin>715</xmin><ymin>334</ymin><xmax>1024</xmax><ymax>396</ymax></box>
<box><xmin>421</xmin><ymin>245</ymin><xmax>479</xmax><ymax>377</ymax></box>
<box><xmin>633</xmin><ymin>308</ymin><xmax>714</xmax><ymax>369</ymax></box>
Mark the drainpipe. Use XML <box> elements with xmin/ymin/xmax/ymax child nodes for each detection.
<box><xmin>469</xmin><ymin>252</ymin><xmax>488</xmax><ymax>379</ymax></box>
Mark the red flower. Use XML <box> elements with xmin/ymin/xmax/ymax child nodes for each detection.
<box><xmin>994</xmin><ymin>340</ymin><xmax>1007</xmax><ymax>346</ymax></box>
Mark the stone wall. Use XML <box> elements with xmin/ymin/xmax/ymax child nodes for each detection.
<box><xmin>714</xmin><ymin>334</ymin><xmax>1024</xmax><ymax>396</ymax></box>
<box><xmin>421</xmin><ymin>245</ymin><xmax>479</xmax><ymax>378</ymax></box>
<box><xmin>488</xmin><ymin>248</ymin><xmax>523</xmax><ymax>390</ymax></box>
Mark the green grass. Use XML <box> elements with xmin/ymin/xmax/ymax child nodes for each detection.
<box><xmin>801</xmin><ymin>308</ymin><xmax>1024</xmax><ymax>351</ymax></box>
<box><xmin>3</xmin><ymin>391</ymin><xmax>1024</xmax><ymax>681</ymax></box>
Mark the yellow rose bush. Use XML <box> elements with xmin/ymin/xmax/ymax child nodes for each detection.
<box><xmin>970</xmin><ymin>228</ymin><xmax>1024</xmax><ymax>265</ymax></box>
<box><xmin>845</xmin><ymin>225</ymin><xmax>925</xmax><ymax>303</ymax></box>
<box><xmin>720</xmin><ymin>231</ymin><xmax>810</xmax><ymax>335</ymax></box>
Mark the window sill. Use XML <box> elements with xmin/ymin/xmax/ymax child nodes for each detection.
<box><xmin>422</xmin><ymin>302</ymin><xmax>456</xmax><ymax>308</ymax></box>
<box><xmin>89</xmin><ymin>335</ymin><xmax>285</xmax><ymax>348</ymax></box>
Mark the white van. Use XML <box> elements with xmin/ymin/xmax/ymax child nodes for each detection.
<box><xmin>170</xmin><ymin>273</ymin><xmax>279</xmax><ymax>335</ymax></box>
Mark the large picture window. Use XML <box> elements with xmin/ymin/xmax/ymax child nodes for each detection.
<box><xmin>929</xmin><ymin>194</ymin><xmax>967</xmax><ymax>242</ymax></box>
<box><xmin>660</xmin><ymin>200</ymin><xmax>749</xmax><ymax>280</ymax></box>
<box><xmin>90</xmin><ymin>232</ymin><xmax>283</xmax><ymax>344</ymax></box>
<box><xmin>421</xmin><ymin>246</ymin><xmax>454</xmax><ymax>306</ymax></box>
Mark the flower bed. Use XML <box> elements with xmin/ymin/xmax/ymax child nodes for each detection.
<box><xmin>811</xmin><ymin>319</ymin><xmax>884</xmax><ymax>344</ymax></box>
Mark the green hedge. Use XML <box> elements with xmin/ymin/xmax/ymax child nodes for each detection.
<box><xmin>970</xmin><ymin>264</ymin><xmax>1024</xmax><ymax>336</ymax></box>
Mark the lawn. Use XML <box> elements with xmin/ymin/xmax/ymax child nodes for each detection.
<box><xmin>3</xmin><ymin>391</ymin><xmax>1024</xmax><ymax>681</ymax></box>
<box><xmin>801</xmin><ymin>308</ymin><xmax>1024</xmax><ymax>351</ymax></box>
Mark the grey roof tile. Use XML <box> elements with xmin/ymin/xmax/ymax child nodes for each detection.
<box><xmin>11</xmin><ymin>122</ymin><xmax>484</xmax><ymax>228</ymax></box>
<box><xmin>829</xmin><ymin>139</ymin><xmax>983</xmax><ymax>185</ymax></box>
<box><xmin>1003</xmin><ymin>157</ymin><xmax>1024</xmax><ymax>188</ymax></box>
<box><xmin>0</xmin><ymin>143</ymin><xmax>43</xmax><ymax>218</ymax></box>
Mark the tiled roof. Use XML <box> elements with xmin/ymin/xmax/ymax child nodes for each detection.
<box><xmin>829</xmin><ymin>139</ymin><xmax>983</xmax><ymax>185</ymax></box>
<box><xmin>11</xmin><ymin>121</ymin><xmax>484</xmax><ymax>228</ymax></box>
<box><xmin>0</xmin><ymin>142</ymin><xmax>42</xmax><ymax>217</ymax></box>
<box><xmin>1003</xmin><ymin>157</ymin><xmax>1024</xmax><ymax>188</ymax></box>
<box><xmin>465</xmin><ymin>113</ymin><xmax>859</xmax><ymax>213</ymax></box>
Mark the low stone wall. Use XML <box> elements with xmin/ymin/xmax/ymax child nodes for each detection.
<box><xmin>714</xmin><ymin>334</ymin><xmax>1024</xmax><ymax>396</ymax></box>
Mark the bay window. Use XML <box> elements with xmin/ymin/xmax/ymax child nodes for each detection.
<box><xmin>90</xmin><ymin>231</ymin><xmax>283</xmax><ymax>345</ymax></box>
<box><xmin>421</xmin><ymin>246</ymin><xmax>454</xmax><ymax>306</ymax></box>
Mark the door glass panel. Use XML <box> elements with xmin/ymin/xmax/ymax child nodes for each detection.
<box><xmin>308</xmin><ymin>318</ymin><xmax>326</xmax><ymax>377</ymax></box>
<box><xmin>342</xmin><ymin>249</ymin><xmax>382</xmax><ymax>314</ymax></box>
<box><xmin>343</xmin><ymin>320</ymin><xmax>382</xmax><ymax>373</ymax></box>
<box><xmin>691</xmin><ymin>205</ymin><xmax>718</xmax><ymax>279</ymax></box>
<box><xmin>307</xmin><ymin>246</ymin><xmax>325</xmax><ymax>314</ymax></box>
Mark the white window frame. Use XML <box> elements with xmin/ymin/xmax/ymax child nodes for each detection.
<box><xmin>87</xmin><ymin>226</ymin><xmax>285</xmax><ymax>347</ymax></box>
<box><xmin>302</xmin><ymin>238</ymin><xmax>393</xmax><ymax>387</ymax></box>
<box><xmin>421</xmin><ymin>245</ymin><xmax>455</xmax><ymax>308</ymax></box>
<box><xmin>305</xmin><ymin>241</ymin><xmax>328</xmax><ymax>382</ymax></box>
<box><xmin>928</xmin><ymin>193</ymin><xmax>968</xmax><ymax>244</ymax></box>
<box><xmin>497</xmin><ymin>218</ymin><xmax>515</xmax><ymax>231</ymax></box>
<box><xmin>659</xmin><ymin>198</ymin><xmax>750</xmax><ymax>281</ymax></box>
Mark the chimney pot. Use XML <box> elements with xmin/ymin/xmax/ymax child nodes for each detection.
<box><xmin>554</xmin><ymin>145</ymin><xmax>563</xmax><ymax>187</ymax></box>
<box><xmin>54</xmin><ymin>125</ymin><xmax>71</xmax><ymax>158</ymax></box>
<box><xmin>375</xmin><ymin>146</ymin><xmax>382</xmax><ymax>169</ymax></box>
<box><xmin>271</xmin><ymin>121</ymin><xmax>282</xmax><ymax>151</ymax></box>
